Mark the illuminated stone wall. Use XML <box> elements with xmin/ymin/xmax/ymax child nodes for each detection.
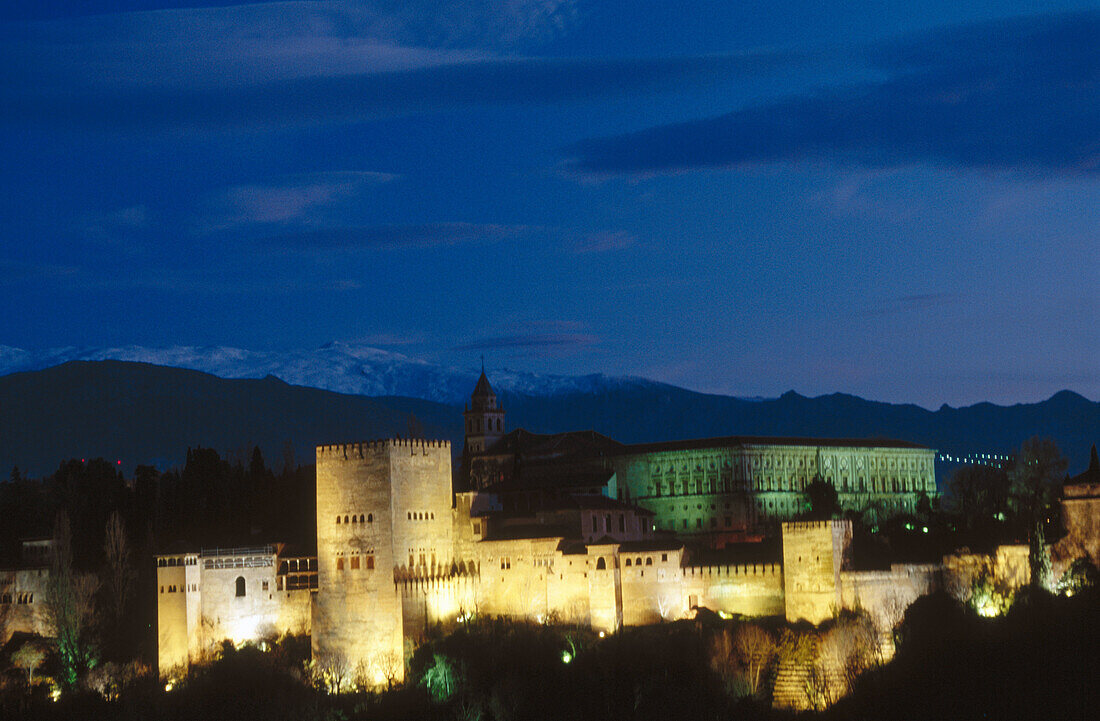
<box><xmin>1052</xmin><ymin>482</ymin><xmax>1100</xmax><ymax>578</ymax></box>
<box><xmin>314</xmin><ymin>439</ymin><xmax>453</xmax><ymax>686</ymax></box>
<box><xmin>155</xmin><ymin>550</ymin><xmax>311</xmax><ymax>677</ymax></box>
<box><xmin>0</xmin><ymin>568</ymin><xmax>50</xmax><ymax>644</ymax></box>
<box><xmin>840</xmin><ymin>564</ymin><xmax>939</xmax><ymax>634</ymax></box>
<box><xmin>614</xmin><ymin>444</ymin><xmax>936</xmax><ymax>541</ymax></box>
<box><xmin>781</xmin><ymin>520</ymin><xmax>852</xmax><ymax>624</ymax></box>
<box><xmin>682</xmin><ymin>560</ymin><xmax>785</xmax><ymax>619</ymax></box>
<box><xmin>620</xmin><ymin>549</ymin><xmax>686</xmax><ymax>625</ymax></box>
<box><xmin>155</xmin><ymin>559</ymin><xmax>192</xmax><ymax>675</ymax></box>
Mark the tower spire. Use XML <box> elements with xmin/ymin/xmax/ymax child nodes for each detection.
<box><xmin>463</xmin><ymin>367</ymin><xmax>506</xmax><ymax>481</ymax></box>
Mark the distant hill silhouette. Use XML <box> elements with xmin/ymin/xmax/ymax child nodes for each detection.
<box><xmin>1</xmin><ymin>361</ymin><xmax>1096</xmax><ymax>482</ymax></box>
<box><xmin>497</xmin><ymin>387</ymin><xmax>1099</xmax><ymax>480</ymax></box>
<box><xmin>0</xmin><ymin>361</ymin><xmax>458</xmax><ymax>477</ymax></box>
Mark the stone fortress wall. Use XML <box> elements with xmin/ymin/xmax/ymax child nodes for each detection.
<box><xmin>153</xmin><ymin>437</ymin><xmax>1035</xmax><ymax>682</ymax></box>
<box><xmin>155</xmin><ymin>547</ymin><xmax>313</xmax><ymax>676</ymax></box>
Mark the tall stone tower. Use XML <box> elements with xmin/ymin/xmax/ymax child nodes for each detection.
<box><xmin>781</xmin><ymin>520</ymin><xmax>853</xmax><ymax>624</ymax></box>
<box><xmin>463</xmin><ymin>368</ymin><xmax>505</xmax><ymax>454</ymax></box>
<box><xmin>314</xmin><ymin>439</ymin><xmax>454</xmax><ymax>685</ymax></box>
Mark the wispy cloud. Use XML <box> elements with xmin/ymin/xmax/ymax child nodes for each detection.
<box><xmin>456</xmin><ymin>332</ymin><xmax>598</xmax><ymax>351</ymax></box>
<box><xmin>455</xmin><ymin>320</ymin><xmax>598</xmax><ymax>355</ymax></box>
<box><xmin>200</xmin><ymin>171</ymin><xmax>396</xmax><ymax>231</ymax></box>
<box><xmin>0</xmin><ymin>1</ymin><xmax>797</xmax><ymax>131</ymax></box>
<box><xmin>263</xmin><ymin>222</ymin><xmax>531</xmax><ymax>251</ymax></box>
<box><xmin>564</xmin><ymin>11</ymin><xmax>1100</xmax><ymax>178</ymax></box>
<box><xmin>569</xmin><ymin>230</ymin><xmax>637</xmax><ymax>254</ymax></box>
<box><xmin>352</xmin><ymin>332</ymin><xmax>428</xmax><ymax>347</ymax></box>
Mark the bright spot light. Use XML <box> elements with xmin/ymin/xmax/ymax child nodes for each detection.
<box><xmin>50</xmin><ymin>688</ymin><xmax>61</xmax><ymax>702</ymax></box>
<box><xmin>598</xmin><ymin>631</ymin><xmax>605</xmax><ymax>638</ymax></box>
<box><xmin>561</xmin><ymin>651</ymin><xmax>573</xmax><ymax>664</ymax></box>
<box><xmin>164</xmin><ymin>682</ymin><xmax>174</xmax><ymax>692</ymax></box>
<box><xmin>976</xmin><ymin>604</ymin><xmax>999</xmax><ymax>618</ymax></box>
<box><xmin>922</xmin><ymin>526</ymin><xmax>929</xmax><ymax>533</ymax></box>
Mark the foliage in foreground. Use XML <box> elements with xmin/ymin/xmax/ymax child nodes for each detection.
<box><xmin>4</xmin><ymin>587</ymin><xmax>1098</xmax><ymax>721</ymax></box>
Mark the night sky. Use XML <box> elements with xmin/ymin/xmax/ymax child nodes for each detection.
<box><xmin>2</xmin><ymin>1</ymin><xmax>1097</xmax><ymax>408</ymax></box>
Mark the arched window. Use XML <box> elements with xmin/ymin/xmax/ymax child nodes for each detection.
<box><xmin>624</xmin><ymin>559</ymin><xmax>632</xmax><ymax>567</ymax></box>
<box><xmin>367</xmin><ymin>513</ymin><xmax>373</xmax><ymax>523</ymax></box>
<box><xmin>344</xmin><ymin>515</ymin><xmax>349</xmax><ymax>524</ymax></box>
<box><xmin>359</xmin><ymin>514</ymin><xmax>365</xmax><ymax>523</ymax></box>
<box><xmin>235</xmin><ymin>576</ymin><xmax>246</xmax><ymax>597</ymax></box>
<box><xmin>596</xmin><ymin>557</ymin><xmax>606</xmax><ymax>570</ymax></box>
<box><xmin>336</xmin><ymin>516</ymin><xmax>340</xmax><ymax>524</ymax></box>
<box><xmin>351</xmin><ymin>515</ymin><xmax>357</xmax><ymax>523</ymax></box>
<box><xmin>645</xmin><ymin>557</ymin><xmax>653</xmax><ymax>566</ymax></box>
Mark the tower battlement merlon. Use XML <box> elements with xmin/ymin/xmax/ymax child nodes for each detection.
<box><xmin>316</xmin><ymin>438</ymin><xmax>452</xmax><ymax>458</ymax></box>
<box><xmin>781</xmin><ymin>520</ymin><xmax>850</xmax><ymax>533</ymax></box>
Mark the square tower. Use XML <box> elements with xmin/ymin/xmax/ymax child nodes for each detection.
<box><xmin>314</xmin><ymin>439</ymin><xmax>453</xmax><ymax>685</ymax></box>
<box><xmin>781</xmin><ymin>520</ymin><xmax>852</xmax><ymax>624</ymax></box>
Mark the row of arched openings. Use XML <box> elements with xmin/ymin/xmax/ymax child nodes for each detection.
<box><xmin>336</xmin><ymin>514</ymin><xmax>373</xmax><ymax>524</ymax></box>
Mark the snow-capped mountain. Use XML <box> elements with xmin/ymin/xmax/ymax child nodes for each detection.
<box><xmin>0</xmin><ymin>342</ymin><xmax>664</xmax><ymax>405</ymax></box>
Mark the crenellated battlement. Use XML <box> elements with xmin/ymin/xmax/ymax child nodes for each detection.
<box><xmin>316</xmin><ymin>438</ymin><xmax>452</xmax><ymax>459</ymax></box>
<box><xmin>781</xmin><ymin>520</ymin><xmax>849</xmax><ymax>533</ymax></box>
<box><xmin>684</xmin><ymin>562</ymin><xmax>781</xmax><ymax>578</ymax></box>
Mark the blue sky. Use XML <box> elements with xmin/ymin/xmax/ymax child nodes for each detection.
<box><xmin>1</xmin><ymin>1</ymin><xmax>1097</xmax><ymax>408</ymax></box>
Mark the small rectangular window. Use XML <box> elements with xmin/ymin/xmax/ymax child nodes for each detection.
<box><xmin>366</xmin><ymin>555</ymin><xmax>375</xmax><ymax>570</ymax></box>
<box><xmin>350</xmin><ymin>557</ymin><xmax>360</xmax><ymax>570</ymax></box>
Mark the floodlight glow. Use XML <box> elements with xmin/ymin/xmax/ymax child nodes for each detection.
<box><xmin>561</xmin><ymin>651</ymin><xmax>573</xmax><ymax>664</ymax></box>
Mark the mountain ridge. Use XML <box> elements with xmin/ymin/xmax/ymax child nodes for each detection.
<box><xmin>0</xmin><ymin>357</ymin><xmax>1096</xmax><ymax>482</ymax></box>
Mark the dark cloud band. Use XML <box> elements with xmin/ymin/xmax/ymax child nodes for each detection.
<box><xmin>565</xmin><ymin>12</ymin><xmax>1100</xmax><ymax>177</ymax></box>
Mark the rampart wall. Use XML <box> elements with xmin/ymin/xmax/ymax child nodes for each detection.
<box><xmin>682</xmin><ymin>561</ymin><xmax>785</xmax><ymax>619</ymax></box>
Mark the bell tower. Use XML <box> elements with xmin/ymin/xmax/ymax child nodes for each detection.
<box><xmin>463</xmin><ymin>365</ymin><xmax>505</xmax><ymax>454</ymax></box>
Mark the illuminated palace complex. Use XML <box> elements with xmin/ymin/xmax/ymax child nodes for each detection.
<box><xmin>153</xmin><ymin>372</ymin><xmax>1055</xmax><ymax>683</ymax></box>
